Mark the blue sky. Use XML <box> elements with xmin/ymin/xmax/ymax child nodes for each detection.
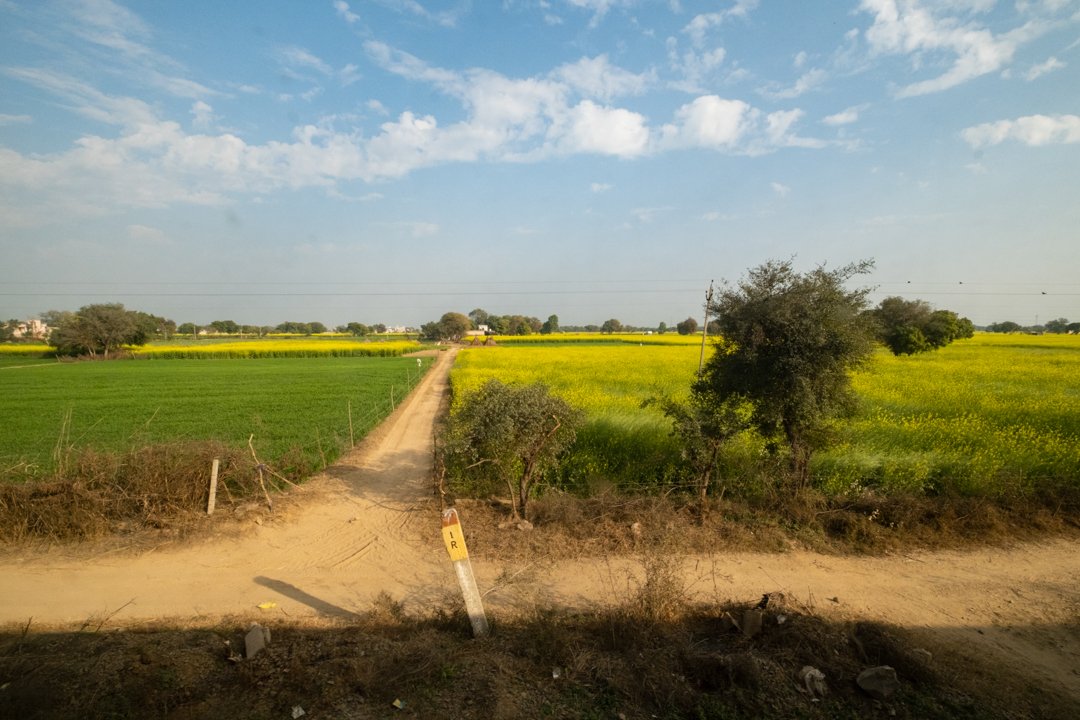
<box><xmin>1</xmin><ymin>0</ymin><xmax>1078</xmax><ymax>329</ymax></box>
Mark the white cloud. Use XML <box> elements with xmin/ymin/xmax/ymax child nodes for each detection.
<box><xmin>63</xmin><ymin>0</ymin><xmax>217</xmax><ymax>100</ymax></box>
<box><xmin>793</xmin><ymin>51</ymin><xmax>809</xmax><ymax>69</ymax></box>
<box><xmin>1024</xmin><ymin>56</ymin><xmax>1065</xmax><ymax>80</ymax></box>
<box><xmin>961</xmin><ymin>114</ymin><xmax>1080</xmax><ymax>147</ymax></box>
<box><xmin>759</xmin><ymin>68</ymin><xmax>827</xmax><ymax>99</ymax></box>
<box><xmin>280</xmin><ymin>46</ymin><xmax>333</xmax><ymax>76</ymax></box>
<box><xmin>682</xmin><ymin>2</ymin><xmax>758</xmax><ymax>47</ymax></box>
<box><xmin>0</xmin><ymin>38</ymin><xmax>832</xmax><ymax>225</ymax></box>
<box><xmin>333</xmin><ymin>1</ymin><xmax>360</xmax><ymax>24</ymax></box>
<box><xmin>631</xmin><ymin>206</ymin><xmax>671</xmax><ymax>223</ymax></box>
<box><xmin>381</xmin><ymin>0</ymin><xmax>465</xmax><ymax>28</ymax></box>
<box><xmin>771</xmin><ymin>181</ymin><xmax>790</xmax><ymax>197</ymax></box>
<box><xmin>340</xmin><ymin>63</ymin><xmax>362</xmax><ymax>86</ymax></box>
<box><xmin>823</xmin><ymin>106</ymin><xmax>863</xmax><ymax>125</ymax></box>
<box><xmin>565</xmin><ymin>0</ymin><xmax>624</xmax><ymax>28</ymax></box>
<box><xmin>190</xmin><ymin>100</ymin><xmax>214</xmax><ymax>129</ymax></box>
<box><xmin>366</xmin><ymin>99</ymin><xmax>390</xmax><ymax>116</ymax></box>
<box><xmin>591</xmin><ymin>182</ymin><xmax>612</xmax><ymax>192</ymax></box>
<box><xmin>667</xmin><ymin>37</ymin><xmax>727</xmax><ymax>93</ymax></box>
<box><xmin>2</xmin><ymin>67</ymin><xmax>158</xmax><ymax>128</ymax></box>
<box><xmin>662</xmin><ymin>95</ymin><xmax>752</xmax><ymax>149</ymax></box>
<box><xmin>558</xmin><ymin>101</ymin><xmax>650</xmax><ymax>157</ymax></box>
<box><xmin>554</xmin><ymin>55</ymin><xmax>653</xmax><ymax>101</ymax></box>
<box><xmin>0</xmin><ymin>113</ymin><xmax>32</xmax><ymax>125</ymax></box>
<box><xmin>858</xmin><ymin>0</ymin><xmax>1050</xmax><ymax>97</ymax></box>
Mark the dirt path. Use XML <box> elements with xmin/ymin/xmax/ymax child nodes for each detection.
<box><xmin>2</xmin><ymin>347</ymin><xmax>1079</xmax><ymax>700</ymax></box>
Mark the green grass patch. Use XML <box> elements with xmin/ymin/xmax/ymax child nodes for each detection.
<box><xmin>1</xmin><ymin>356</ymin><xmax>432</xmax><ymax>479</ymax></box>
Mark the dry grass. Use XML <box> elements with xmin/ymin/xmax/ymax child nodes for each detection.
<box><xmin>453</xmin><ymin>487</ymin><xmax>1080</xmax><ymax>561</ymax></box>
<box><xmin>2</xmin><ymin>593</ymin><xmax>1074</xmax><ymax>719</ymax></box>
<box><xmin>0</xmin><ymin>441</ymin><xmax>284</xmax><ymax>544</ymax></box>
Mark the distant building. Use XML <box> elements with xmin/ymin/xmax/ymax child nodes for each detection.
<box><xmin>11</xmin><ymin>319</ymin><xmax>49</xmax><ymax>340</ymax></box>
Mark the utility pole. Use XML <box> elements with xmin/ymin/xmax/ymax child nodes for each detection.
<box><xmin>698</xmin><ymin>280</ymin><xmax>714</xmax><ymax>375</ymax></box>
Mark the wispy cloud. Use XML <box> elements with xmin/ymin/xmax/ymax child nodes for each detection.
<box><xmin>333</xmin><ymin>0</ymin><xmax>361</xmax><ymax>24</ymax></box>
<box><xmin>590</xmin><ymin>182</ymin><xmax>612</xmax><ymax>192</ymax></box>
<box><xmin>962</xmin><ymin>114</ymin><xmax>1080</xmax><ymax>147</ymax></box>
<box><xmin>682</xmin><ymin>1</ymin><xmax>759</xmax><ymax>48</ymax></box>
<box><xmin>858</xmin><ymin>0</ymin><xmax>1056</xmax><ymax>97</ymax></box>
<box><xmin>0</xmin><ymin>113</ymin><xmax>33</xmax><ymax>125</ymax></box>
<box><xmin>822</xmin><ymin>105</ymin><xmax>866</xmax><ymax>126</ymax></box>
<box><xmin>190</xmin><ymin>100</ymin><xmax>214</xmax><ymax>129</ymax></box>
<box><xmin>280</xmin><ymin>46</ymin><xmax>333</xmax><ymax>77</ymax></box>
<box><xmin>759</xmin><ymin>68</ymin><xmax>827</xmax><ymax>99</ymax></box>
<box><xmin>1024</xmin><ymin>56</ymin><xmax>1065</xmax><ymax>80</ymax></box>
<box><xmin>770</xmin><ymin>181</ymin><xmax>790</xmax><ymax>197</ymax></box>
<box><xmin>554</xmin><ymin>55</ymin><xmax>653</xmax><ymax>101</ymax></box>
<box><xmin>376</xmin><ymin>0</ymin><xmax>467</xmax><ymax>28</ymax></box>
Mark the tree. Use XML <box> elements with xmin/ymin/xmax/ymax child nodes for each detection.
<box><xmin>695</xmin><ymin>259</ymin><xmax>876</xmax><ymax>485</ymax></box>
<box><xmin>345</xmin><ymin>322</ymin><xmax>370</xmax><ymax>336</ymax></box>
<box><xmin>648</xmin><ymin>393</ymin><xmax>749</xmax><ymax>509</ymax></box>
<box><xmin>177</xmin><ymin>322</ymin><xmax>198</xmax><ymax>335</ymax></box>
<box><xmin>372</xmin><ymin>323</ymin><xmax>388</xmax><ymax>334</ymax></box>
<box><xmin>49</xmin><ymin>303</ymin><xmax>148</xmax><ymax>358</ymax></box>
<box><xmin>0</xmin><ymin>319</ymin><xmax>17</xmax><ymax>342</ymax></box>
<box><xmin>988</xmin><ymin>321</ymin><xmax>1021</xmax><ymax>333</ymax></box>
<box><xmin>871</xmin><ymin>297</ymin><xmax>973</xmax><ymax>355</ymax></box>
<box><xmin>657</xmin><ymin>322</ymin><xmax>668</xmax><ymax>335</ymax></box>
<box><xmin>541</xmin><ymin>314</ymin><xmax>559</xmax><ymax>335</ymax></box>
<box><xmin>676</xmin><ymin>317</ymin><xmax>698</xmax><ymax>335</ymax></box>
<box><xmin>135</xmin><ymin>312</ymin><xmax>175</xmax><ymax>341</ymax></box>
<box><xmin>1044</xmin><ymin>317</ymin><xmax>1070</xmax><ymax>334</ymax></box>
<box><xmin>468</xmin><ymin>308</ymin><xmax>491</xmax><ymax>328</ymax></box>
<box><xmin>422</xmin><ymin>312</ymin><xmax>472</xmax><ymax>341</ymax></box>
<box><xmin>507</xmin><ymin>315</ymin><xmax>540</xmax><ymax>335</ymax></box>
<box><xmin>445</xmin><ymin>380</ymin><xmax>582</xmax><ymax>520</ymax></box>
<box><xmin>209</xmin><ymin>320</ymin><xmax>240</xmax><ymax>334</ymax></box>
<box><xmin>600</xmin><ymin>318</ymin><xmax>622</xmax><ymax>334</ymax></box>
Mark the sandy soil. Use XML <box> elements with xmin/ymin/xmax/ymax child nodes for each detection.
<box><xmin>2</xmin><ymin>346</ymin><xmax>1078</xmax><ymax>702</ymax></box>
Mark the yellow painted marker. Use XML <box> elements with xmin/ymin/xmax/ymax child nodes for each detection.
<box><xmin>441</xmin><ymin>507</ymin><xmax>488</xmax><ymax>637</ymax></box>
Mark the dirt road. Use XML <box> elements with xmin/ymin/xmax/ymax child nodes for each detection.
<box><xmin>2</xmin><ymin>346</ymin><xmax>1078</xmax><ymax>700</ymax></box>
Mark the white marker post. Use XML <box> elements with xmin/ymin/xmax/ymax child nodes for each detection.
<box><xmin>441</xmin><ymin>507</ymin><xmax>489</xmax><ymax>637</ymax></box>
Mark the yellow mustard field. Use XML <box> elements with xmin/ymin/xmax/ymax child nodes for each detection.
<box><xmin>451</xmin><ymin>333</ymin><xmax>1080</xmax><ymax>495</ymax></box>
<box><xmin>474</xmin><ymin>332</ymin><xmax>705</xmax><ymax>346</ymax></box>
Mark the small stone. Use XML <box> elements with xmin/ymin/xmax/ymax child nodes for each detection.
<box><xmin>291</xmin><ymin>706</ymin><xmax>306</xmax><ymax>719</ymax></box>
<box><xmin>857</xmin><ymin>666</ymin><xmax>900</xmax><ymax>700</ymax></box>
<box><xmin>516</xmin><ymin>520</ymin><xmax>534</xmax><ymax>531</ymax></box>
<box><xmin>912</xmin><ymin>648</ymin><xmax>933</xmax><ymax>664</ymax></box>
<box><xmin>245</xmin><ymin>623</ymin><xmax>271</xmax><ymax>659</ymax></box>
<box><xmin>630</xmin><ymin>521</ymin><xmax>642</xmax><ymax>537</ymax></box>
<box><xmin>799</xmin><ymin>666</ymin><xmax>827</xmax><ymax>697</ymax></box>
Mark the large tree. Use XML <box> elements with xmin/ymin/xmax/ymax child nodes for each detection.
<box><xmin>694</xmin><ymin>259</ymin><xmax>876</xmax><ymax>485</ymax></box>
<box><xmin>49</xmin><ymin>303</ymin><xmax>148</xmax><ymax>357</ymax></box>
